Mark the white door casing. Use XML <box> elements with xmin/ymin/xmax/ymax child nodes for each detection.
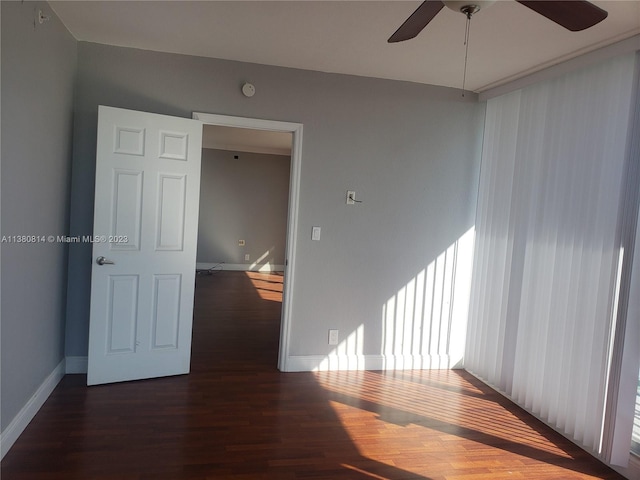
<box><xmin>192</xmin><ymin>112</ymin><xmax>303</xmax><ymax>372</ymax></box>
<box><xmin>88</xmin><ymin>106</ymin><xmax>202</xmax><ymax>385</ymax></box>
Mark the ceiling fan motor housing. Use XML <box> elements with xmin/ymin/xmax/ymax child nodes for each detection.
<box><xmin>443</xmin><ymin>0</ymin><xmax>496</xmax><ymax>15</ymax></box>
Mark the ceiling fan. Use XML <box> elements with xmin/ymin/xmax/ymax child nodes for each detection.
<box><xmin>388</xmin><ymin>0</ymin><xmax>608</xmax><ymax>43</ymax></box>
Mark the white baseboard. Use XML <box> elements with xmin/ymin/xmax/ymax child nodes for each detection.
<box><xmin>613</xmin><ymin>453</ymin><xmax>640</xmax><ymax>480</ymax></box>
<box><xmin>67</xmin><ymin>354</ymin><xmax>457</xmax><ymax>374</ymax></box>
<box><xmin>283</xmin><ymin>355</ymin><xmax>383</xmax><ymax>372</ymax></box>
<box><xmin>197</xmin><ymin>262</ymin><xmax>285</xmax><ymax>273</ymax></box>
<box><xmin>283</xmin><ymin>354</ymin><xmax>463</xmax><ymax>372</ymax></box>
<box><xmin>0</xmin><ymin>359</ymin><xmax>65</xmax><ymax>460</ymax></box>
<box><xmin>65</xmin><ymin>356</ymin><xmax>88</xmax><ymax>374</ymax></box>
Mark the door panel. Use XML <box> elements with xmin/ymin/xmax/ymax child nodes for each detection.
<box><xmin>156</xmin><ymin>174</ymin><xmax>186</xmax><ymax>250</ymax></box>
<box><xmin>111</xmin><ymin>169</ymin><xmax>143</xmax><ymax>250</ymax></box>
<box><xmin>151</xmin><ymin>274</ymin><xmax>182</xmax><ymax>350</ymax></box>
<box><xmin>106</xmin><ymin>275</ymin><xmax>139</xmax><ymax>354</ymax></box>
<box><xmin>87</xmin><ymin>106</ymin><xmax>202</xmax><ymax>386</ymax></box>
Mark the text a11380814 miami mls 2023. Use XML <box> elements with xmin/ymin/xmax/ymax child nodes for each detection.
<box><xmin>0</xmin><ymin>234</ymin><xmax>128</xmax><ymax>244</ymax></box>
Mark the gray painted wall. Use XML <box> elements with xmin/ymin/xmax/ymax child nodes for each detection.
<box><xmin>1</xmin><ymin>2</ymin><xmax>76</xmax><ymax>430</ymax></box>
<box><xmin>197</xmin><ymin>149</ymin><xmax>290</xmax><ymax>267</ymax></box>
<box><xmin>65</xmin><ymin>42</ymin><xmax>485</xmax><ymax>360</ymax></box>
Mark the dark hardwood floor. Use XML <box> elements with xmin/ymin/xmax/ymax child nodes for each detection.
<box><xmin>1</xmin><ymin>271</ymin><xmax>625</xmax><ymax>479</ymax></box>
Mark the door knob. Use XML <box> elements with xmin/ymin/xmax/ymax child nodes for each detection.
<box><xmin>96</xmin><ymin>256</ymin><xmax>115</xmax><ymax>266</ymax></box>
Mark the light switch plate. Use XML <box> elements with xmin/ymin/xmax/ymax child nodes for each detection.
<box><xmin>346</xmin><ymin>191</ymin><xmax>356</xmax><ymax>205</ymax></box>
<box><xmin>312</xmin><ymin>226</ymin><xmax>321</xmax><ymax>241</ymax></box>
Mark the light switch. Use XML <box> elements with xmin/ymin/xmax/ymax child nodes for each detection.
<box><xmin>346</xmin><ymin>191</ymin><xmax>356</xmax><ymax>205</ymax></box>
<box><xmin>312</xmin><ymin>226</ymin><xmax>321</xmax><ymax>241</ymax></box>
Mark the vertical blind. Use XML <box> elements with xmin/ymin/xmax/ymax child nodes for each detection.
<box><xmin>465</xmin><ymin>53</ymin><xmax>637</xmax><ymax>455</ymax></box>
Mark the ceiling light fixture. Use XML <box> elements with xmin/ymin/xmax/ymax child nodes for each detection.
<box><xmin>443</xmin><ymin>1</ymin><xmax>495</xmax><ymax>14</ymax></box>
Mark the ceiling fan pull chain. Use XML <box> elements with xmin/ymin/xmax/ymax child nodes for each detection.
<box><xmin>462</xmin><ymin>14</ymin><xmax>472</xmax><ymax>97</ymax></box>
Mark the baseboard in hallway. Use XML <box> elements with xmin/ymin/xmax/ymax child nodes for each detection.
<box><xmin>196</xmin><ymin>262</ymin><xmax>285</xmax><ymax>272</ymax></box>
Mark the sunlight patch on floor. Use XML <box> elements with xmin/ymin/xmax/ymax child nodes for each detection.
<box><xmin>316</xmin><ymin>369</ymin><xmax>578</xmax><ymax>478</ymax></box>
<box><xmin>245</xmin><ymin>271</ymin><xmax>283</xmax><ymax>302</ymax></box>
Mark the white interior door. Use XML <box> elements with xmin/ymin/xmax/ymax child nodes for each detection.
<box><xmin>87</xmin><ymin>106</ymin><xmax>202</xmax><ymax>386</ymax></box>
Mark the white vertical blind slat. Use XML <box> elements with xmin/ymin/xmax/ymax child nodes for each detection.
<box><xmin>466</xmin><ymin>53</ymin><xmax>637</xmax><ymax>456</ymax></box>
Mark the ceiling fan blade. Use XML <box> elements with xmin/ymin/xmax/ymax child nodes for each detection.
<box><xmin>388</xmin><ymin>1</ymin><xmax>445</xmax><ymax>43</ymax></box>
<box><xmin>516</xmin><ymin>1</ymin><xmax>607</xmax><ymax>32</ymax></box>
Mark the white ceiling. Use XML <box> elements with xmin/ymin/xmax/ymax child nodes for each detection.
<box><xmin>50</xmin><ymin>0</ymin><xmax>640</xmax><ymax>93</ymax></box>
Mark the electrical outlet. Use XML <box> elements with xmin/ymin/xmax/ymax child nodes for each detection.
<box><xmin>328</xmin><ymin>329</ymin><xmax>339</xmax><ymax>345</ymax></box>
<box><xmin>238</xmin><ymin>239</ymin><xmax>245</xmax><ymax>246</ymax></box>
<box><xmin>244</xmin><ymin>254</ymin><xmax>250</xmax><ymax>261</ymax></box>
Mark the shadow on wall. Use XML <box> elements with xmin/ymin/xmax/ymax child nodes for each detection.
<box><xmin>312</xmin><ymin>227</ymin><xmax>475</xmax><ymax>372</ymax></box>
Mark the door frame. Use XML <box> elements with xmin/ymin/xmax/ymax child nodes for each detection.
<box><xmin>193</xmin><ymin>112</ymin><xmax>303</xmax><ymax>372</ymax></box>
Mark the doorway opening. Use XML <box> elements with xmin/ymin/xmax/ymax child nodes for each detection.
<box><xmin>193</xmin><ymin>112</ymin><xmax>303</xmax><ymax>372</ymax></box>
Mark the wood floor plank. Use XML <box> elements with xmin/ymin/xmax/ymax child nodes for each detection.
<box><xmin>1</xmin><ymin>271</ymin><xmax>626</xmax><ymax>479</ymax></box>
